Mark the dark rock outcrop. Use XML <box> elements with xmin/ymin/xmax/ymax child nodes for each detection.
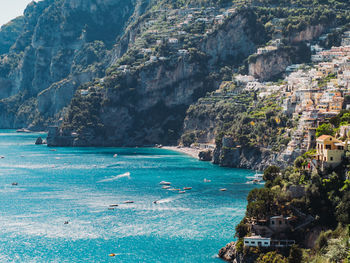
<box><xmin>35</xmin><ymin>137</ymin><xmax>43</xmax><ymax>145</ymax></box>
<box><xmin>198</xmin><ymin>150</ymin><xmax>212</xmax><ymax>161</ymax></box>
<box><xmin>218</xmin><ymin>242</ymin><xmax>258</xmax><ymax>263</ymax></box>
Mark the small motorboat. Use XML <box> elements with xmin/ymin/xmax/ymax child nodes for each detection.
<box><xmin>204</xmin><ymin>179</ymin><xmax>211</xmax><ymax>183</ymax></box>
<box><xmin>159</xmin><ymin>181</ymin><xmax>171</xmax><ymax>185</ymax></box>
<box><xmin>153</xmin><ymin>200</ymin><xmax>158</xmax><ymax>204</ymax></box>
<box><xmin>170</xmin><ymin>188</ymin><xmax>180</xmax><ymax>191</ymax></box>
<box><xmin>64</xmin><ymin>221</ymin><xmax>69</xmax><ymax>225</ymax></box>
<box><xmin>183</xmin><ymin>187</ymin><xmax>192</xmax><ymax>190</ymax></box>
<box><xmin>108</xmin><ymin>207</ymin><xmax>115</xmax><ymax>210</ymax></box>
<box><xmin>109</xmin><ymin>204</ymin><xmax>119</xmax><ymax>207</ymax></box>
<box><xmin>109</xmin><ymin>253</ymin><xmax>116</xmax><ymax>257</ymax></box>
<box><xmin>11</xmin><ymin>182</ymin><xmax>18</xmax><ymax>186</ymax></box>
<box><xmin>113</xmin><ymin>154</ymin><xmax>118</xmax><ymax>158</ymax></box>
<box><xmin>252</xmin><ymin>179</ymin><xmax>260</xmax><ymax>184</ymax></box>
<box><xmin>220</xmin><ymin>188</ymin><xmax>227</xmax><ymax>191</ymax></box>
<box><xmin>162</xmin><ymin>186</ymin><xmax>171</xmax><ymax>189</ymax></box>
<box><xmin>123</xmin><ymin>201</ymin><xmax>134</xmax><ymax>204</ymax></box>
<box><xmin>0</xmin><ymin>156</ymin><xmax>4</xmax><ymax>159</ymax></box>
<box><xmin>16</xmin><ymin>128</ymin><xmax>31</xmax><ymax>133</ymax></box>
<box><xmin>178</xmin><ymin>191</ymin><xmax>186</xmax><ymax>194</ymax></box>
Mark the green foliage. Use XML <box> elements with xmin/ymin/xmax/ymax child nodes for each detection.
<box><xmin>181</xmin><ymin>132</ymin><xmax>196</xmax><ymax>147</ymax></box>
<box><xmin>235</xmin><ymin>221</ymin><xmax>249</xmax><ymax>238</ymax></box>
<box><xmin>263</xmin><ymin>165</ymin><xmax>281</xmax><ymax>181</ymax></box>
<box><xmin>246</xmin><ymin>188</ymin><xmax>278</xmax><ymax>219</ymax></box>
<box><xmin>288</xmin><ymin>245</ymin><xmax>303</xmax><ymax>263</ymax></box>
<box><xmin>257</xmin><ymin>251</ymin><xmax>287</xmax><ymax>263</ymax></box>
<box><xmin>62</xmin><ymin>90</ymin><xmax>105</xmax><ymax>138</ymax></box>
<box><xmin>316</xmin><ymin>123</ymin><xmax>335</xmax><ymax>138</ymax></box>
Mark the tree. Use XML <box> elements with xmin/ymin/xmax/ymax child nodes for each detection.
<box><xmin>235</xmin><ymin>221</ymin><xmax>249</xmax><ymax>238</ymax></box>
<box><xmin>263</xmin><ymin>165</ymin><xmax>281</xmax><ymax>181</ymax></box>
<box><xmin>335</xmin><ymin>191</ymin><xmax>350</xmax><ymax>224</ymax></box>
<box><xmin>316</xmin><ymin>123</ymin><xmax>335</xmax><ymax>138</ymax></box>
<box><xmin>257</xmin><ymin>251</ymin><xmax>287</xmax><ymax>263</ymax></box>
<box><xmin>288</xmin><ymin>245</ymin><xmax>303</xmax><ymax>263</ymax></box>
<box><xmin>294</xmin><ymin>156</ymin><xmax>305</xmax><ymax>169</ymax></box>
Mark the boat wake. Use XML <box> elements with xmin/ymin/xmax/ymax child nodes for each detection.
<box><xmin>98</xmin><ymin>172</ymin><xmax>131</xmax><ymax>182</ymax></box>
<box><xmin>154</xmin><ymin>195</ymin><xmax>184</xmax><ymax>204</ymax></box>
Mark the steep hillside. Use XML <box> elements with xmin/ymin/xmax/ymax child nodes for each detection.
<box><xmin>0</xmin><ymin>0</ymin><xmax>145</xmax><ymax>129</ymax></box>
<box><xmin>0</xmin><ymin>0</ymin><xmax>349</xmax><ymax>147</ymax></box>
<box><xmin>0</xmin><ymin>17</ymin><xmax>25</xmax><ymax>55</ymax></box>
<box><xmin>49</xmin><ymin>8</ymin><xmax>267</xmax><ymax>146</ymax></box>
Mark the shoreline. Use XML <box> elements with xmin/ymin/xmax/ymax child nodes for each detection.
<box><xmin>162</xmin><ymin>146</ymin><xmax>201</xmax><ymax>159</ymax></box>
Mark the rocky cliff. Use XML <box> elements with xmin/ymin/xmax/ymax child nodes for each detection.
<box><xmin>48</xmin><ymin>8</ymin><xmax>267</xmax><ymax>146</ymax></box>
<box><xmin>0</xmin><ymin>0</ymin><xmax>144</xmax><ymax>128</ymax></box>
<box><xmin>248</xmin><ymin>44</ymin><xmax>311</xmax><ymax>81</ymax></box>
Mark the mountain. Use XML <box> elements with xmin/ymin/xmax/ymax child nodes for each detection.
<box><xmin>0</xmin><ymin>0</ymin><xmax>146</xmax><ymax>129</ymax></box>
<box><xmin>0</xmin><ymin>0</ymin><xmax>349</xmax><ymax>150</ymax></box>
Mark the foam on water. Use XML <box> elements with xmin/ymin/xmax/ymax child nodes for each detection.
<box><xmin>98</xmin><ymin>172</ymin><xmax>131</xmax><ymax>182</ymax></box>
<box><xmin>0</xmin><ymin>130</ymin><xmax>262</xmax><ymax>262</ymax></box>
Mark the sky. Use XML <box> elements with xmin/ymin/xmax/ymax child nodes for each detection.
<box><xmin>0</xmin><ymin>0</ymin><xmax>36</xmax><ymax>26</ymax></box>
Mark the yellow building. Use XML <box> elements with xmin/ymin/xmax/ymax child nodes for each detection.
<box><xmin>316</xmin><ymin>135</ymin><xmax>345</xmax><ymax>166</ymax></box>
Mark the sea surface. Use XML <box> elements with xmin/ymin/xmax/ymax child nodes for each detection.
<box><xmin>0</xmin><ymin>130</ymin><xmax>261</xmax><ymax>262</ymax></box>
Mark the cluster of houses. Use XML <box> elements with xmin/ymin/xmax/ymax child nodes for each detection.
<box><xmin>233</xmin><ymin>31</ymin><xmax>350</xmax><ymax>168</ymax></box>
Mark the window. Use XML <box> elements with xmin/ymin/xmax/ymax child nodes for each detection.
<box><xmin>244</xmin><ymin>241</ymin><xmax>249</xmax><ymax>244</ymax></box>
<box><xmin>264</xmin><ymin>242</ymin><xmax>268</xmax><ymax>245</ymax></box>
<box><xmin>279</xmin><ymin>220</ymin><xmax>282</xmax><ymax>225</ymax></box>
<box><xmin>330</xmin><ymin>157</ymin><xmax>333</xmax><ymax>161</ymax></box>
<box><xmin>258</xmin><ymin>242</ymin><xmax>262</xmax><ymax>246</ymax></box>
<box><xmin>271</xmin><ymin>221</ymin><xmax>275</xmax><ymax>225</ymax></box>
<box><xmin>326</xmin><ymin>144</ymin><xmax>331</xmax><ymax>149</ymax></box>
<box><xmin>251</xmin><ymin>241</ymin><xmax>255</xmax><ymax>244</ymax></box>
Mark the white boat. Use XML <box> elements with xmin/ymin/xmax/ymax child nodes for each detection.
<box><xmin>219</xmin><ymin>188</ymin><xmax>227</xmax><ymax>191</ymax></box>
<box><xmin>159</xmin><ymin>181</ymin><xmax>171</xmax><ymax>185</ymax></box>
<box><xmin>183</xmin><ymin>187</ymin><xmax>192</xmax><ymax>190</ymax></box>
<box><xmin>123</xmin><ymin>201</ymin><xmax>134</xmax><ymax>204</ymax></box>
<box><xmin>178</xmin><ymin>191</ymin><xmax>186</xmax><ymax>194</ymax></box>
<box><xmin>162</xmin><ymin>186</ymin><xmax>171</xmax><ymax>189</ymax></box>
<box><xmin>247</xmin><ymin>171</ymin><xmax>264</xmax><ymax>180</ymax></box>
<box><xmin>204</xmin><ymin>179</ymin><xmax>211</xmax><ymax>183</ymax></box>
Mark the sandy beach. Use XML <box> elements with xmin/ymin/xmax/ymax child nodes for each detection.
<box><xmin>162</xmin><ymin>146</ymin><xmax>201</xmax><ymax>159</ymax></box>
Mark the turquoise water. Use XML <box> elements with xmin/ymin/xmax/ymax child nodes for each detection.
<box><xmin>0</xmin><ymin>130</ymin><xmax>260</xmax><ymax>262</ymax></box>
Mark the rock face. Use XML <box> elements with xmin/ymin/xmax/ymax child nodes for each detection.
<box><xmin>0</xmin><ymin>17</ymin><xmax>25</xmax><ymax>55</ymax></box>
<box><xmin>213</xmin><ymin>146</ymin><xmax>286</xmax><ymax>171</ymax></box>
<box><xmin>218</xmin><ymin>242</ymin><xmax>238</xmax><ymax>262</ymax></box>
<box><xmin>35</xmin><ymin>137</ymin><xmax>43</xmax><ymax>145</ymax></box>
<box><xmin>0</xmin><ymin>0</ymin><xmax>143</xmax><ymax>128</ymax></box>
<box><xmin>248</xmin><ymin>44</ymin><xmax>311</xmax><ymax>81</ymax></box>
<box><xmin>218</xmin><ymin>242</ymin><xmax>257</xmax><ymax>263</ymax></box>
<box><xmin>48</xmin><ymin>9</ymin><xmax>267</xmax><ymax>147</ymax></box>
<box><xmin>198</xmin><ymin>150</ymin><xmax>212</xmax><ymax>161</ymax></box>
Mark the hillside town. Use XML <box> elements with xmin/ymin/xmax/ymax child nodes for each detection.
<box><xmin>227</xmin><ymin>32</ymin><xmax>350</xmax><ymax>172</ymax></box>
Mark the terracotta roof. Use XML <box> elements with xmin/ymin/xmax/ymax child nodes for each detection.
<box><xmin>317</xmin><ymin>135</ymin><xmax>333</xmax><ymax>141</ymax></box>
<box><xmin>316</xmin><ymin>135</ymin><xmax>341</xmax><ymax>143</ymax></box>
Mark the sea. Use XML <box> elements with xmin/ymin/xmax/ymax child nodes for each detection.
<box><xmin>0</xmin><ymin>130</ymin><xmax>261</xmax><ymax>262</ymax></box>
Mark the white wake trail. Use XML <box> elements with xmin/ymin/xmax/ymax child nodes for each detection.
<box><xmin>98</xmin><ymin>172</ymin><xmax>131</xmax><ymax>182</ymax></box>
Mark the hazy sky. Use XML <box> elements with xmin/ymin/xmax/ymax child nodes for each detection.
<box><xmin>0</xmin><ymin>0</ymin><xmax>36</xmax><ymax>26</ymax></box>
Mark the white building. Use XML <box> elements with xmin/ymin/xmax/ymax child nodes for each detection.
<box><xmin>168</xmin><ymin>38</ymin><xmax>179</xmax><ymax>44</ymax></box>
<box><xmin>244</xmin><ymin>236</ymin><xmax>271</xmax><ymax>247</ymax></box>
